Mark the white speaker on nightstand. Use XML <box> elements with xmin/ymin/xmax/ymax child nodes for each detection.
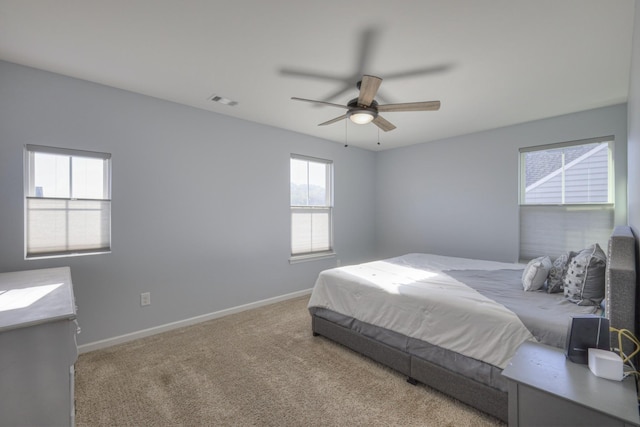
<box><xmin>588</xmin><ymin>348</ymin><xmax>624</xmax><ymax>381</ymax></box>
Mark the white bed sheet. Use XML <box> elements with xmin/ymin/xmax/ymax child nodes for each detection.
<box><xmin>308</xmin><ymin>253</ymin><xmax>534</xmax><ymax>369</ymax></box>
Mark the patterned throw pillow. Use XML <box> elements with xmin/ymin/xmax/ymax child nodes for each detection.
<box><xmin>522</xmin><ymin>256</ymin><xmax>552</xmax><ymax>291</ymax></box>
<box><xmin>563</xmin><ymin>244</ymin><xmax>607</xmax><ymax>306</ymax></box>
<box><xmin>546</xmin><ymin>251</ymin><xmax>577</xmax><ymax>293</ymax></box>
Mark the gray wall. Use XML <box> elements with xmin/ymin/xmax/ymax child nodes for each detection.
<box><xmin>1</xmin><ymin>48</ymin><xmax>635</xmax><ymax>348</ymax></box>
<box><xmin>375</xmin><ymin>104</ymin><xmax>628</xmax><ymax>263</ymax></box>
<box><xmin>629</xmin><ymin>1</ymin><xmax>640</xmax><ymax>237</ymax></box>
<box><xmin>0</xmin><ymin>60</ymin><xmax>377</xmax><ymax>345</ymax></box>
<box><xmin>628</xmin><ymin>2</ymin><xmax>639</xmax><ymax>285</ymax></box>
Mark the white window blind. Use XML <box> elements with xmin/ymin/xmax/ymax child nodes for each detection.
<box><xmin>291</xmin><ymin>208</ymin><xmax>332</xmax><ymax>254</ymax></box>
<box><xmin>25</xmin><ymin>145</ymin><xmax>111</xmax><ymax>258</ymax></box>
<box><xmin>290</xmin><ymin>154</ymin><xmax>333</xmax><ymax>260</ymax></box>
<box><xmin>519</xmin><ymin>137</ymin><xmax>614</xmax><ymax>260</ymax></box>
<box><xmin>519</xmin><ymin>204</ymin><xmax>614</xmax><ymax>260</ymax></box>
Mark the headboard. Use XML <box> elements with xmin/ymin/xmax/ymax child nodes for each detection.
<box><xmin>605</xmin><ymin>225</ymin><xmax>637</xmax><ymax>356</ymax></box>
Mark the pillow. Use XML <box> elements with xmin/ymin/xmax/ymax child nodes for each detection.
<box><xmin>546</xmin><ymin>251</ymin><xmax>577</xmax><ymax>293</ymax></box>
<box><xmin>563</xmin><ymin>243</ymin><xmax>607</xmax><ymax>306</ymax></box>
<box><xmin>522</xmin><ymin>256</ymin><xmax>552</xmax><ymax>291</ymax></box>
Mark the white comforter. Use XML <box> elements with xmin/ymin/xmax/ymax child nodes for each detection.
<box><xmin>308</xmin><ymin>253</ymin><xmax>534</xmax><ymax>369</ymax></box>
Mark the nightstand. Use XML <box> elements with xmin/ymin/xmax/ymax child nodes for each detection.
<box><xmin>502</xmin><ymin>341</ymin><xmax>639</xmax><ymax>427</ymax></box>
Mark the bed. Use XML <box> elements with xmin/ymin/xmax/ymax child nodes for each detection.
<box><xmin>308</xmin><ymin>226</ymin><xmax>637</xmax><ymax>422</ymax></box>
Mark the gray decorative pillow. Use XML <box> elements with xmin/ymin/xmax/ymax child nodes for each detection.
<box><xmin>547</xmin><ymin>251</ymin><xmax>577</xmax><ymax>293</ymax></box>
<box><xmin>563</xmin><ymin>244</ymin><xmax>607</xmax><ymax>306</ymax></box>
<box><xmin>522</xmin><ymin>256</ymin><xmax>552</xmax><ymax>291</ymax></box>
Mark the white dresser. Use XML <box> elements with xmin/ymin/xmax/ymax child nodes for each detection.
<box><xmin>0</xmin><ymin>267</ymin><xmax>79</xmax><ymax>427</ymax></box>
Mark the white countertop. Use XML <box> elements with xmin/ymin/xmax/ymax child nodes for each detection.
<box><xmin>0</xmin><ymin>267</ymin><xmax>76</xmax><ymax>332</ymax></box>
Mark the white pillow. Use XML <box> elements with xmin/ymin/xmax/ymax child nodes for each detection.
<box><xmin>522</xmin><ymin>256</ymin><xmax>552</xmax><ymax>291</ymax></box>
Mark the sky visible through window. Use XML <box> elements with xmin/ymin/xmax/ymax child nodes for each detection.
<box><xmin>290</xmin><ymin>158</ymin><xmax>327</xmax><ymax>206</ymax></box>
<box><xmin>33</xmin><ymin>153</ymin><xmax>106</xmax><ymax>199</ymax></box>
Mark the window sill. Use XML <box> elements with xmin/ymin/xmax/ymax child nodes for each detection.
<box><xmin>26</xmin><ymin>250</ymin><xmax>111</xmax><ymax>260</ymax></box>
<box><xmin>289</xmin><ymin>251</ymin><xmax>336</xmax><ymax>264</ymax></box>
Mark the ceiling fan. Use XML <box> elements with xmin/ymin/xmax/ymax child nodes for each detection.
<box><xmin>291</xmin><ymin>75</ymin><xmax>440</xmax><ymax>132</ymax></box>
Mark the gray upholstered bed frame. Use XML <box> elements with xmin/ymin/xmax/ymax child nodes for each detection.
<box><xmin>310</xmin><ymin>226</ymin><xmax>637</xmax><ymax>422</ymax></box>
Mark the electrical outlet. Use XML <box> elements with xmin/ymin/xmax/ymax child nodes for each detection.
<box><xmin>140</xmin><ymin>292</ymin><xmax>151</xmax><ymax>306</ymax></box>
<box><xmin>337</xmin><ymin>259</ymin><xmax>341</xmax><ymax>267</ymax></box>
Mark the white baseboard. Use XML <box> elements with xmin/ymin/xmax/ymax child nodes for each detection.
<box><xmin>78</xmin><ymin>288</ymin><xmax>313</xmax><ymax>354</ymax></box>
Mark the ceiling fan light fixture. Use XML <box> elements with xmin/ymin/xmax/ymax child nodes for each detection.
<box><xmin>348</xmin><ymin>109</ymin><xmax>377</xmax><ymax>125</ymax></box>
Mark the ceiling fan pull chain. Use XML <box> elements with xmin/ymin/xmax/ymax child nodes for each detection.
<box><xmin>344</xmin><ymin>119</ymin><xmax>348</xmax><ymax>147</ymax></box>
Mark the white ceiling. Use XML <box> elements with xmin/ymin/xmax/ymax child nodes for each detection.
<box><xmin>0</xmin><ymin>1</ymin><xmax>635</xmax><ymax>151</ymax></box>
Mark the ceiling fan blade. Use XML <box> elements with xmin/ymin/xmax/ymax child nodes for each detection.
<box><xmin>291</xmin><ymin>97</ymin><xmax>349</xmax><ymax>109</ymax></box>
<box><xmin>358</xmin><ymin>75</ymin><xmax>382</xmax><ymax>107</ymax></box>
<box><xmin>319</xmin><ymin>114</ymin><xmax>347</xmax><ymax>126</ymax></box>
<box><xmin>383</xmin><ymin>64</ymin><xmax>453</xmax><ymax>80</ymax></box>
<box><xmin>315</xmin><ymin>86</ymin><xmax>353</xmax><ymax>105</ymax></box>
<box><xmin>280</xmin><ymin>69</ymin><xmax>345</xmax><ymax>82</ymax></box>
<box><xmin>372</xmin><ymin>115</ymin><xmax>396</xmax><ymax>132</ymax></box>
<box><xmin>354</xmin><ymin>27</ymin><xmax>379</xmax><ymax>78</ymax></box>
<box><xmin>377</xmin><ymin>101</ymin><xmax>441</xmax><ymax>112</ymax></box>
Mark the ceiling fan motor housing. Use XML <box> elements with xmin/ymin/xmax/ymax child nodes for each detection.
<box><xmin>348</xmin><ymin>98</ymin><xmax>378</xmax><ymax>109</ymax></box>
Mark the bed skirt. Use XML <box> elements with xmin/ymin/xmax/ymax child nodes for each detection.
<box><xmin>311</xmin><ymin>313</ymin><xmax>508</xmax><ymax>421</ymax></box>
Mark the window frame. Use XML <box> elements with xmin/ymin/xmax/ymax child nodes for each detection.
<box><xmin>519</xmin><ymin>136</ymin><xmax>614</xmax><ymax>206</ymax></box>
<box><xmin>289</xmin><ymin>154</ymin><xmax>335</xmax><ymax>263</ymax></box>
<box><xmin>24</xmin><ymin>144</ymin><xmax>112</xmax><ymax>259</ymax></box>
<box><xmin>518</xmin><ymin>136</ymin><xmax>615</xmax><ymax>260</ymax></box>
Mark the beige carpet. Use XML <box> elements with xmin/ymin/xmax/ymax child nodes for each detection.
<box><xmin>75</xmin><ymin>296</ymin><xmax>504</xmax><ymax>426</ymax></box>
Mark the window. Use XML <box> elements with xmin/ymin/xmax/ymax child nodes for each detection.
<box><xmin>25</xmin><ymin>145</ymin><xmax>111</xmax><ymax>259</ymax></box>
<box><xmin>519</xmin><ymin>137</ymin><xmax>614</xmax><ymax>260</ymax></box>
<box><xmin>290</xmin><ymin>154</ymin><xmax>333</xmax><ymax>261</ymax></box>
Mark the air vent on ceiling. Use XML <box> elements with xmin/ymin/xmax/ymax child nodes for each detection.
<box><xmin>208</xmin><ymin>94</ymin><xmax>238</xmax><ymax>106</ymax></box>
